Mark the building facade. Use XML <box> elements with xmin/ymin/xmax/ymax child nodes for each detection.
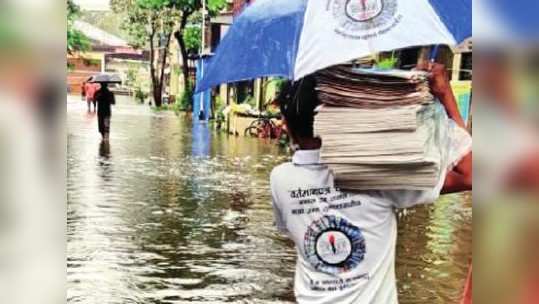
<box><xmin>67</xmin><ymin>21</ymin><xmax>149</xmax><ymax>95</ymax></box>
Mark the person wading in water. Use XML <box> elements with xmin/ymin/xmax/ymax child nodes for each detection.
<box><xmin>94</xmin><ymin>83</ymin><xmax>115</xmax><ymax>141</ymax></box>
<box><xmin>270</xmin><ymin>64</ymin><xmax>472</xmax><ymax>304</ymax></box>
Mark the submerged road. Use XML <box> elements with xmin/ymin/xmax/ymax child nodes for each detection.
<box><xmin>67</xmin><ymin>95</ymin><xmax>471</xmax><ymax>303</ymax></box>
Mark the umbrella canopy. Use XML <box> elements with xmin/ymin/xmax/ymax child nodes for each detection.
<box><xmin>196</xmin><ymin>0</ymin><xmax>471</xmax><ymax>93</ymax></box>
<box><xmin>89</xmin><ymin>73</ymin><xmax>122</xmax><ymax>84</ymax></box>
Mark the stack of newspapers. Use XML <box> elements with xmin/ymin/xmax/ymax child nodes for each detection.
<box><xmin>314</xmin><ymin>66</ymin><xmax>449</xmax><ymax>191</ymax></box>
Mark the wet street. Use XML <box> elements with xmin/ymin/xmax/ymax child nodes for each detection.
<box><xmin>67</xmin><ymin>96</ymin><xmax>471</xmax><ymax>303</ymax></box>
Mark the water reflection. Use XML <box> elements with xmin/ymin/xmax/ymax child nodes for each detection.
<box><xmin>192</xmin><ymin>122</ymin><xmax>211</xmax><ymax>157</ymax></box>
<box><xmin>67</xmin><ymin>96</ymin><xmax>471</xmax><ymax>303</ymax></box>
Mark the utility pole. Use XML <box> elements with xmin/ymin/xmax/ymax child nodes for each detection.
<box><xmin>201</xmin><ymin>0</ymin><xmax>206</xmax><ymax>54</ymax></box>
<box><xmin>198</xmin><ymin>0</ymin><xmax>207</xmax><ymax>120</ymax></box>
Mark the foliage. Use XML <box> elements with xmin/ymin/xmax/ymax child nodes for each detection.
<box><xmin>111</xmin><ymin>0</ymin><xmax>179</xmax><ymax>106</ymax></box>
<box><xmin>214</xmin><ymin>95</ymin><xmax>224</xmax><ymax>109</ymax></box>
<box><xmin>174</xmin><ymin>0</ymin><xmax>226</xmax><ymax>97</ymax></box>
<box><xmin>111</xmin><ymin>0</ymin><xmax>226</xmax><ymax>106</ymax></box>
<box><xmin>0</xmin><ymin>10</ymin><xmax>19</xmax><ymax>50</ymax></box>
<box><xmin>111</xmin><ymin>0</ymin><xmax>225</xmax><ymax>49</ymax></box>
<box><xmin>183</xmin><ymin>12</ymin><xmax>203</xmax><ymax>53</ymax></box>
<box><xmin>243</xmin><ymin>95</ymin><xmax>257</xmax><ymax>110</ymax></box>
<box><xmin>67</xmin><ymin>30</ymin><xmax>91</xmax><ymax>54</ymax></box>
<box><xmin>67</xmin><ymin>0</ymin><xmax>91</xmax><ymax>54</ymax></box>
<box><xmin>376</xmin><ymin>57</ymin><xmax>398</xmax><ymax>70</ymax></box>
<box><xmin>151</xmin><ymin>104</ymin><xmax>171</xmax><ymax>112</ymax></box>
<box><xmin>67</xmin><ymin>1</ymin><xmax>81</xmax><ymax>31</ymax></box>
<box><xmin>214</xmin><ymin>96</ymin><xmax>226</xmax><ymax>122</ymax></box>
<box><xmin>111</xmin><ymin>0</ymin><xmax>178</xmax><ymax>49</ymax></box>
<box><xmin>82</xmin><ymin>58</ymin><xmax>101</xmax><ymax>67</ymax></box>
<box><xmin>376</xmin><ymin>52</ymin><xmax>398</xmax><ymax>70</ymax></box>
<box><xmin>125</xmin><ymin>65</ymin><xmax>151</xmax><ymax>103</ymax></box>
<box><xmin>135</xmin><ymin>87</ymin><xmax>149</xmax><ymax>103</ymax></box>
<box><xmin>183</xmin><ymin>25</ymin><xmax>201</xmax><ymax>54</ymax></box>
<box><xmin>172</xmin><ymin>65</ymin><xmax>182</xmax><ymax>76</ymax></box>
<box><xmin>272</xmin><ymin>78</ymin><xmax>288</xmax><ymax>92</ymax></box>
<box><xmin>170</xmin><ymin>99</ymin><xmax>183</xmax><ymax>114</ymax></box>
<box><xmin>178</xmin><ymin>82</ymin><xmax>193</xmax><ymax>111</ymax></box>
<box><xmin>125</xmin><ymin>68</ymin><xmax>138</xmax><ymax>87</ymax></box>
<box><xmin>264</xmin><ymin>78</ymin><xmax>287</xmax><ymax>103</ymax></box>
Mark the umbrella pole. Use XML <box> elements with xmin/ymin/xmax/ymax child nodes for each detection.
<box><xmin>429</xmin><ymin>45</ymin><xmax>440</xmax><ymax>63</ymax></box>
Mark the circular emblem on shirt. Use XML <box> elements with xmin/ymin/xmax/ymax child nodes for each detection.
<box><xmin>304</xmin><ymin>215</ymin><xmax>366</xmax><ymax>275</ymax></box>
<box><xmin>330</xmin><ymin>0</ymin><xmax>398</xmax><ymax>37</ymax></box>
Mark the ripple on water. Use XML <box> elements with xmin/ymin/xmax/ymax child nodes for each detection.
<box><xmin>67</xmin><ymin>96</ymin><xmax>471</xmax><ymax>303</ymax></box>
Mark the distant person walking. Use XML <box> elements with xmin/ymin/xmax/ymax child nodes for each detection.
<box><xmin>81</xmin><ymin>78</ymin><xmax>100</xmax><ymax>112</ymax></box>
<box><xmin>94</xmin><ymin>83</ymin><xmax>115</xmax><ymax>141</ymax></box>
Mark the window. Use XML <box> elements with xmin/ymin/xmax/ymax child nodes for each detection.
<box><xmin>460</xmin><ymin>52</ymin><xmax>472</xmax><ymax>81</ymax></box>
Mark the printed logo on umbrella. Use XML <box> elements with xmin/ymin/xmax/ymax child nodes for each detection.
<box><xmin>330</xmin><ymin>0</ymin><xmax>399</xmax><ymax>38</ymax></box>
<box><xmin>345</xmin><ymin>0</ymin><xmax>383</xmax><ymax>22</ymax></box>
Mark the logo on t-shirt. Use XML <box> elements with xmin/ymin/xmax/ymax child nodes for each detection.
<box><xmin>304</xmin><ymin>215</ymin><xmax>366</xmax><ymax>275</ymax></box>
<box><xmin>329</xmin><ymin>0</ymin><xmax>399</xmax><ymax>38</ymax></box>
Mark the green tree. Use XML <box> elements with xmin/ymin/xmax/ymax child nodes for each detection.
<box><xmin>67</xmin><ymin>0</ymin><xmax>91</xmax><ymax>54</ymax></box>
<box><xmin>183</xmin><ymin>13</ymin><xmax>202</xmax><ymax>54</ymax></box>
<box><xmin>111</xmin><ymin>0</ymin><xmax>226</xmax><ymax>107</ymax></box>
<box><xmin>111</xmin><ymin>0</ymin><xmax>179</xmax><ymax>107</ymax></box>
<box><xmin>172</xmin><ymin>0</ymin><xmax>225</xmax><ymax>95</ymax></box>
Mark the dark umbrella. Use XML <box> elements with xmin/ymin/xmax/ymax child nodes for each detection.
<box><xmin>89</xmin><ymin>73</ymin><xmax>122</xmax><ymax>84</ymax></box>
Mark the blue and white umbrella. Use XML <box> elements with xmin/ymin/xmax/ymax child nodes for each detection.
<box><xmin>196</xmin><ymin>0</ymin><xmax>471</xmax><ymax>92</ymax></box>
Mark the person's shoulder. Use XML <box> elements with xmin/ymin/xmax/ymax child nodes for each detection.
<box><xmin>270</xmin><ymin>162</ymin><xmax>295</xmax><ymax>185</ymax></box>
<box><xmin>271</xmin><ymin>162</ymin><xmax>295</xmax><ymax>175</ymax></box>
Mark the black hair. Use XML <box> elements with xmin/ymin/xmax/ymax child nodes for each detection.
<box><xmin>277</xmin><ymin>76</ymin><xmax>319</xmax><ymax>139</ymax></box>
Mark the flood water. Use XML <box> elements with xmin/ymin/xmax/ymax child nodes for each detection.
<box><xmin>67</xmin><ymin>96</ymin><xmax>471</xmax><ymax>303</ymax></box>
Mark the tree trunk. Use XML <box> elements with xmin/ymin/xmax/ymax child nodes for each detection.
<box><xmin>149</xmin><ymin>25</ymin><xmax>161</xmax><ymax>107</ymax></box>
<box><xmin>153</xmin><ymin>86</ymin><xmax>162</xmax><ymax>107</ymax></box>
<box><xmin>178</xmin><ymin>34</ymin><xmax>190</xmax><ymax>90</ymax></box>
<box><xmin>157</xmin><ymin>32</ymin><xmax>173</xmax><ymax>107</ymax></box>
<box><xmin>174</xmin><ymin>12</ymin><xmax>192</xmax><ymax>92</ymax></box>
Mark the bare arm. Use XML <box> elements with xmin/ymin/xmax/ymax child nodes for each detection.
<box><xmin>419</xmin><ymin>62</ymin><xmax>467</xmax><ymax>128</ymax></box>
<box><xmin>419</xmin><ymin>62</ymin><xmax>472</xmax><ymax>194</ymax></box>
<box><xmin>441</xmin><ymin>152</ymin><xmax>472</xmax><ymax>194</ymax></box>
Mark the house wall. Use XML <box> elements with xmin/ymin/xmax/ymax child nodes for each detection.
<box><xmin>232</xmin><ymin>0</ymin><xmax>255</xmax><ymax>16</ymax></box>
<box><xmin>106</xmin><ymin>59</ymin><xmax>151</xmax><ymax>90</ymax></box>
<box><xmin>67</xmin><ymin>52</ymin><xmax>104</xmax><ymax>94</ymax></box>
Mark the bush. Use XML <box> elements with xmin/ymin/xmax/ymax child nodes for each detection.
<box><xmin>245</xmin><ymin>96</ymin><xmax>257</xmax><ymax>109</ymax></box>
<box><xmin>134</xmin><ymin>87</ymin><xmax>148</xmax><ymax>104</ymax></box>
<box><xmin>178</xmin><ymin>82</ymin><xmax>193</xmax><ymax>112</ymax></box>
<box><xmin>126</xmin><ymin>68</ymin><xmax>137</xmax><ymax>87</ymax></box>
<box><xmin>376</xmin><ymin>53</ymin><xmax>398</xmax><ymax>70</ymax></box>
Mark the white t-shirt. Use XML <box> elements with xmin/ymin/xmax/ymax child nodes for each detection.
<box><xmin>270</xmin><ymin>149</ymin><xmax>447</xmax><ymax>304</ymax></box>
